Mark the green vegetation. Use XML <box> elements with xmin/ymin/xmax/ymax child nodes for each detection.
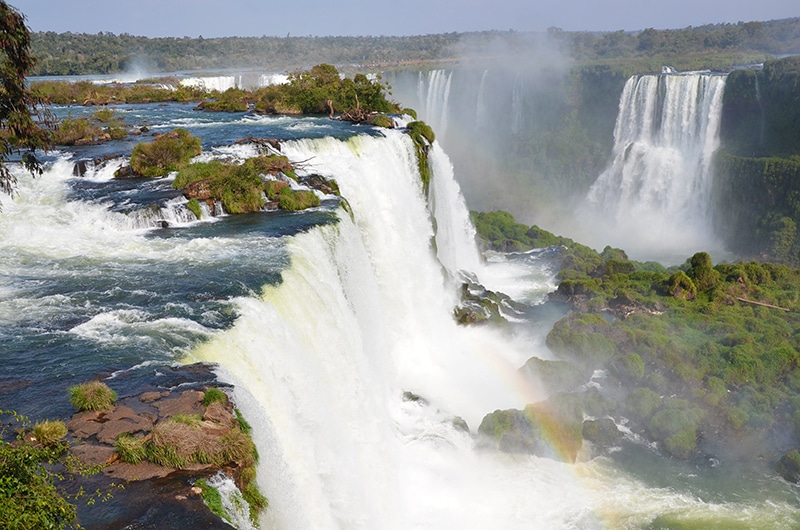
<box><xmin>194</xmin><ymin>478</ymin><xmax>227</xmax><ymax>523</ymax></box>
<box><xmin>0</xmin><ymin>1</ymin><xmax>53</xmax><ymax>196</ymax></box>
<box><xmin>115</xmin><ymin>433</ymin><xmax>148</xmax><ymax>465</ymax></box>
<box><xmin>277</xmin><ymin>187</ymin><xmax>320</xmax><ymax>212</ymax></box>
<box><xmin>251</xmin><ymin>64</ymin><xmax>402</xmax><ymax>117</ymax></box>
<box><xmin>68</xmin><ymin>380</ymin><xmax>118</xmax><ymax>411</ymax></box>
<box><xmin>53</xmin><ymin>109</ymin><xmax>129</xmax><ymax>145</ymax></box>
<box><xmin>130</xmin><ymin>128</ymin><xmax>202</xmax><ymax>177</ymax></box>
<box><xmin>405</xmin><ymin>121</ymin><xmax>435</xmax><ymax>193</ymax></box>
<box><xmin>32</xmin><ymin>420</ymin><xmax>67</xmax><ymax>447</ymax></box>
<box><xmin>32</xmin><ymin>79</ymin><xmax>206</xmax><ymax>105</ymax></box>
<box><xmin>174</xmin><ymin>155</ymin><xmax>322</xmax><ymax>214</ymax></box>
<box><xmin>473</xmin><ymin>210</ymin><xmax>800</xmax><ymax>462</ymax></box>
<box><xmin>0</xmin><ymin>436</ymin><xmax>76</xmax><ymax>529</ymax></box>
<box><xmin>186</xmin><ymin>198</ymin><xmax>202</xmax><ymax>219</ymax></box>
<box><xmin>202</xmin><ymin>387</ymin><xmax>228</xmax><ymax>407</ymax></box>
<box><xmin>712</xmin><ymin>56</ymin><xmax>800</xmax><ymax>264</ymax></box>
<box><xmin>0</xmin><ymin>410</ymin><xmax>108</xmax><ymax>530</ymax></box>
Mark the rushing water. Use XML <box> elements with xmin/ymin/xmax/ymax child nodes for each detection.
<box><xmin>584</xmin><ymin>72</ymin><xmax>727</xmax><ymax>259</ymax></box>
<box><xmin>1</xmin><ymin>94</ymin><xmax>799</xmax><ymax>529</ymax></box>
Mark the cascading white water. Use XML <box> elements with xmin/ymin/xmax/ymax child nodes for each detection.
<box><xmin>584</xmin><ymin>72</ymin><xmax>726</xmax><ymax>258</ymax></box>
<box><xmin>180</xmin><ymin>75</ymin><xmax>241</xmax><ymax>92</ymax></box>
<box><xmin>428</xmin><ymin>142</ymin><xmax>483</xmax><ymax>279</ymax></box>
<box><xmin>190</xmin><ymin>131</ymin><xmax>558</xmax><ymax>529</ymax></box>
<box><xmin>418</xmin><ymin>70</ymin><xmax>452</xmax><ymax>136</ymax></box>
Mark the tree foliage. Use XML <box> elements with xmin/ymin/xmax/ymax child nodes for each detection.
<box><xmin>0</xmin><ymin>1</ymin><xmax>52</xmax><ymax>195</ymax></box>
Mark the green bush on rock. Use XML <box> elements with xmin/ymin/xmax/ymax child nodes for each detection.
<box><xmin>174</xmin><ymin>155</ymin><xmax>321</xmax><ymax>215</ymax></box>
<box><xmin>68</xmin><ymin>381</ymin><xmax>117</xmax><ymax>411</ymax></box>
<box><xmin>131</xmin><ymin>128</ymin><xmax>202</xmax><ymax>177</ymax></box>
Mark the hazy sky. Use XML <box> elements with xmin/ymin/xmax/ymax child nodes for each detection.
<box><xmin>9</xmin><ymin>0</ymin><xmax>799</xmax><ymax>38</ymax></box>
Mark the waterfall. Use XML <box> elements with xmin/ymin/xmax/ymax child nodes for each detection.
<box><xmin>584</xmin><ymin>72</ymin><xmax>727</xmax><ymax>258</ymax></box>
<box><xmin>191</xmin><ymin>131</ymin><xmax>554</xmax><ymax>529</ymax></box>
<box><xmin>417</xmin><ymin>70</ymin><xmax>452</xmax><ymax>136</ymax></box>
<box><xmin>476</xmin><ymin>69</ymin><xmax>489</xmax><ymax>128</ymax></box>
<box><xmin>511</xmin><ymin>72</ymin><xmax>524</xmax><ymax>134</ymax></box>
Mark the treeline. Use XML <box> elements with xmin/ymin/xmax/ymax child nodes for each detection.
<box><xmin>29</xmin><ymin>32</ymin><xmax>465</xmax><ymax>75</ymax></box>
<box><xmin>27</xmin><ymin>17</ymin><xmax>800</xmax><ymax>76</ymax></box>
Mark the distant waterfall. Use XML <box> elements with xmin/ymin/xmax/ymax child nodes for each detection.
<box><xmin>585</xmin><ymin>72</ymin><xmax>726</xmax><ymax>257</ymax></box>
<box><xmin>417</xmin><ymin>70</ymin><xmax>453</xmax><ymax>136</ymax></box>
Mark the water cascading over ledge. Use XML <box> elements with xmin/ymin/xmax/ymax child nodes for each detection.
<box><xmin>584</xmin><ymin>72</ymin><xmax>727</xmax><ymax>259</ymax></box>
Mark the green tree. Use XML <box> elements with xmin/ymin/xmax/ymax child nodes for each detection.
<box><xmin>0</xmin><ymin>1</ymin><xmax>52</xmax><ymax>195</ymax></box>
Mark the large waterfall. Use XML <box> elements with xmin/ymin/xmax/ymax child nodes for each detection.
<box><xmin>584</xmin><ymin>72</ymin><xmax>727</xmax><ymax>258</ymax></box>
<box><xmin>191</xmin><ymin>131</ymin><xmax>555</xmax><ymax>529</ymax></box>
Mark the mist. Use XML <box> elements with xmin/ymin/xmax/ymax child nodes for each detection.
<box><xmin>388</xmin><ymin>32</ymin><xmax>734</xmax><ymax>263</ymax></box>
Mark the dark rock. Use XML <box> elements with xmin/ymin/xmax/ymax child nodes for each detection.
<box><xmin>114</xmin><ymin>164</ymin><xmax>134</xmax><ymax>179</ymax></box>
<box><xmin>402</xmin><ymin>391</ymin><xmax>429</xmax><ymax>405</ymax></box>
<box><xmin>73</xmin><ymin>160</ymin><xmax>88</xmax><ymax>177</ymax></box>
<box><xmin>777</xmin><ymin>450</ymin><xmax>800</xmax><ymax>483</ymax></box>
<box><xmin>70</xmin><ymin>444</ymin><xmax>117</xmax><ymax>466</ymax></box>
<box><xmin>73</xmin><ymin>470</ymin><xmax>231</xmax><ymax>529</ymax></box>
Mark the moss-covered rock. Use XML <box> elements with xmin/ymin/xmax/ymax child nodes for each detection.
<box><xmin>518</xmin><ymin>356</ymin><xmax>591</xmax><ymax>395</ymax></box>
<box><xmin>405</xmin><ymin>121</ymin><xmax>435</xmax><ymax>193</ymax></box>
<box><xmin>777</xmin><ymin>450</ymin><xmax>800</xmax><ymax>483</ymax></box>
<box><xmin>175</xmin><ymin>155</ymin><xmax>319</xmax><ymax>215</ymax></box>
<box><xmin>582</xmin><ymin>418</ymin><xmax>622</xmax><ymax>447</ymax></box>
<box><xmin>478</xmin><ymin>393</ymin><xmax>583</xmax><ymax>462</ymax></box>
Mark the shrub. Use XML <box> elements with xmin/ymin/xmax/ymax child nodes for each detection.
<box><xmin>0</xmin><ymin>440</ymin><xmax>76</xmax><ymax>529</ymax></box>
<box><xmin>68</xmin><ymin>381</ymin><xmax>117</xmax><ymax>411</ymax></box>
<box><xmin>115</xmin><ymin>434</ymin><xmax>148</xmax><ymax>464</ymax></box>
<box><xmin>625</xmin><ymin>387</ymin><xmax>661</xmax><ymax>421</ymax></box>
<box><xmin>130</xmin><ymin>128</ymin><xmax>202</xmax><ymax>177</ymax></box>
<box><xmin>278</xmin><ymin>187</ymin><xmax>320</xmax><ymax>212</ymax></box>
<box><xmin>53</xmin><ymin>116</ymin><xmax>103</xmax><ymax>145</ymax></box>
<box><xmin>202</xmin><ymin>387</ymin><xmax>228</xmax><ymax>407</ymax></box>
<box><xmin>32</xmin><ymin>420</ymin><xmax>67</xmax><ymax>446</ymax></box>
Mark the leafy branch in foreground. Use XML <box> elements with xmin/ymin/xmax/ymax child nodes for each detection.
<box><xmin>0</xmin><ymin>1</ymin><xmax>54</xmax><ymax>196</ymax></box>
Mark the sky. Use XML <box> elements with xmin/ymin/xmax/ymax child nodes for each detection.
<box><xmin>9</xmin><ymin>0</ymin><xmax>799</xmax><ymax>38</ymax></box>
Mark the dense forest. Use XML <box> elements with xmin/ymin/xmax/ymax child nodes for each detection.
<box><xmin>27</xmin><ymin>17</ymin><xmax>800</xmax><ymax>76</ymax></box>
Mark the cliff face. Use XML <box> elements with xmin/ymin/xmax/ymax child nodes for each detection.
<box><xmin>714</xmin><ymin>56</ymin><xmax>800</xmax><ymax>262</ymax></box>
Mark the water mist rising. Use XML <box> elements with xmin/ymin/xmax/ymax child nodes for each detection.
<box><xmin>583</xmin><ymin>72</ymin><xmax>727</xmax><ymax>260</ymax></box>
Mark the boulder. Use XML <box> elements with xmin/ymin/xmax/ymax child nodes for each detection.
<box><xmin>777</xmin><ymin>450</ymin><xmax>800</xmax><ymax>483</ymax></box>
<box><xmin>582</xmin><ymin>418</ymin><xmax>623</xmax><ymax>447</ymax></box>
<box><xmin>478</xmin><ymin>393</ymin><xmax>583</xmax><ymax>462</ymax></box>
<box><xmin>182</xmin><ymin>179</ymin><xmax>213</xmax><ymax>201</ymax></box>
